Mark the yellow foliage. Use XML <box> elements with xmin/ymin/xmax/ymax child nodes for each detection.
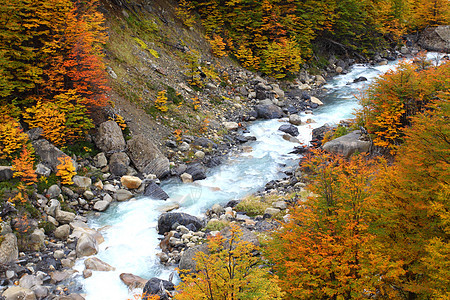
<box><xmin>56</xmin><ymin>156</ymin><xmax>76</xmax><ymax>185</ymax></box>
<box><xmin>24</xmin><ymin>101</ymin><xmax>66</xmax><ymax>146</ymax></box>
<box><xmin>110</xmin><ymin>114</ymin><xmax>127</xmax><ymax>130</ymax></box>
<box><xmin>208</xmin><ymin>34</ymin><xmax>227</xmax><ymax>57</ymax></box>
<box><xmin>8</xmin><ymin>183</ymin><xmax>28</xmax><ymax>205</ymax></box>
<box><xmin>261</xmin><ymin>37</ymin><xmax>302</xmax><ymax>78</ymax></box>
<box><xmin>235</xmin><ymin>44</ymin><xmax>260</xmax><ymax>70</ymax></box>
<box><xmin>155</xmin><ymin>90</ymin><xmax>168</xmax><ymax>112</ymax></box>
<box><xmin>191</xmin><ymin>96</ymin><xmax>200</xmax><ymax>111</ymax></box>
<box><xmin>175</xmin><ymin>0</ymin><xmax>196</xmax><ymax>27</ymax></box>
<box><xmin>0</xmin><ymin>115</ymin><xmax>30</xmax><ymax>160</ymax></box>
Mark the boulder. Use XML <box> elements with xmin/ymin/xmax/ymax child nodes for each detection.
<box><xmin>143</xmin><ymin>181</ymin><xmax>169</xmax><ymax>200</ymax></box>
<box><xmin>127</xmin><ymin>134</ymin><xmax>170</xmax><ymax>178</ymax></box>
<box><xmin>94</xmin><ymin>120</ymin><xmax>126</xmax><ymax>153</ymax></box>
<box><xmin>120</xmin><ymin>273</ymin><xmax>147</xmax><ymax>289</ymax></box>
<box><xmin>70</xmin><ymin>221</ymin><xmax>104</xmax><ymax>245</ymax></box>
<box><xmin>419</xmin><ymin>25</ymin><xmax>450</xmax><ymax>52</ymax></box>
<box><xmin>19</xmin><ymin>274</ymin><xmax>42</xmax><ymax>290</ymax></box>
<box><xmin>72</xmin><ymin>176</ymin><xmax>91</xmax><ymax>189</ymax></box>
<box><xmin>0</xmin><ymin>233</ymin><xmax>18</xmax><ymax>264</ymax></box>
<box><xmin>179</xmin><ymin>244</ymin><xmax>209</xmax><ymax>273</ymax></box>
<box><xmin>115</xmin><ymin>189</ymin><xmax>133</xmax><ymax>202</ymax></box>
<box><xmin>32</xmin><ymin>139</ymin><xmax>74</xmax><ymax>172</ymax></box>
<box><xmin>353</xmin><ymin>76</ymin><xmax>368</xmax><ymax>83</ymax></box>
<box><xmin>0</xmin><ymin>166</ymin><xmax>14</xmax><ymax>182</ymax></box>
<box><xmin>27</xmin><ymin>127</ymin><xmax>43</xmax><ymax>141</ymax></box>
<box><xmin>288</xmin><ymin>114</ymin><xmax>302</xmax><ymax>126</ymax></box>
<box><xmin>93</xmin><ymin>152</ymin><xmax>108</xmax><ymax>168</ymax></box>
<box><xmin>29</xmin><ymin>228</ymin><xmax>45</xmax><ymax>251</ymax></box>
<box><xmin>84</xmin><ymin>257</ymin><xmax>115</xmax><ymax>271</ymax></box>
<box><xmin>121</xmin><ymin>175</ymin><xmax>142</xmax><ymax>189</ymax></box>
<box><xmin>158</xmin><ymin>212</ymin><xmax>203</xmax><ymax>235</ymax></box>
<box><xmin>76</xmin><ymin>233</ymin><xmax>98</xmax><ymax>258</ymax></box>
<box><xmin>54</xmin><ymin>224</ymin><xmax>71</xmax><ymax>240</ymax></box>
<box><xmin>46</xmin><ymin>199</ymin><xmax>61</xmax><ymax>217</ymax></box>
<box><xmin>278</xmin><ymin>124</ymin><xmax>299</xmax><ymax>137</ymax></box>
<box><xmin>180</xmin><ymin>173</ymin><xmax>193</xmax><ymax>183</ymax></box>
<box><xmin>109</xmin><ymin>152</ymin><xmax>130</xmax><ymax>176</ymax></box>
<box><xmin>323</xmin><ymin>130</ymin><xmax>371</xmax><ymax>158</ymax></box>
<box><xmin>47</xmin><ymin>184</ymin><xmax>61</xmax><ymax>199</ymax></box>
<box><xmin>310</xmin><ymin>96</ymin><xmax>323</xmax><ymax>106</ymax></box>
<box><xmin>185</xmin><ymin>164</ymin><xmax>206</xmax><ymax>181</ymax></box>
<box><xmin>220</xmin><ymin>226</ymin><xmax>260</xmax><ymax>247</ymax></box>
<box><xmin>35</xmin><ymin>163</ymin><xmax>51</xmax><ymax>177</ymax></box>
<box><xmin>55</xmin><ymin>209</ymin><xmax>76</xmax><ymax>224</ymax></box>
<box><xmin>224</xmin><ymin>122</ymin><xmax>239</xmax><ymax>131</ymax></box>
<box><xmin>143</xmin><ymin>278</ymin><xmax>175</xmax><ymax>300</ymax></box>
<box><xmin>93</xmin><ymin>200</ymin><xmax>110</xmax><ymax>212</ymax></box>
<box><xmin>254</xmin><ymin>104</ymin><xmax>283</xmax><ymax>119</ymax></box>
<box><xmin>2</xmin><ymin>286</ymin><xmax>36</xmax><ymax>300</ymax></box>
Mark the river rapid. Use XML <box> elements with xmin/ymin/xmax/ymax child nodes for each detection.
<box><xmin>77</xmin><ymin>53</ymin><xmax>442</xmax><ymax>299</ymax></box>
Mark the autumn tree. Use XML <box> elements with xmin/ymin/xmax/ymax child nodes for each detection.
<box><xmin>56</xmin><ymin>156</ymin><xmax>76</xmax><ymax>185</ymax></box>
<box><xmin>266</xmin><ymin>150</ymin><xmax>403</xmax><ymax>299</ymax></box>
<box><xmin>357</xmin><ymin>59</ymin><xmax>449</xmax><ymax>151</ymax></box>
<box><xmin>370</xmin><ymin>94</ymin><xmax>450</xmax><ymax>298</ymax></box>
<box><xmin>176</xmin><ymin>224</ymin><xmax>284</xmax><ymax>300</ymax></box>
<box><xmin>12</xmin><ymin>146</ymin><xmax>37</xmax><ymax>185</ymax></box>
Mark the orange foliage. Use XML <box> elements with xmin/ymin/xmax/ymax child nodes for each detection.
<box><xmin>266</xmin><ymin>150</ymin><xmax>404</xmax><ymax>299</ymax></box>
<box><xmin>12</xmin><ymin>147</ymin><xmax>37</xmax><ymax>185</ymax></box>
<box><xmin>208</xmin><ymin>34</ymin><xmax>227</xmax><ymax>57</ymax></box>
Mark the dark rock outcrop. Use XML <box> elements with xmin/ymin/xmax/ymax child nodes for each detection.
<box><xmin>143</xmin><ymin>278</ymin><xmax>175</xmax><ymax>300</ymax></box>
<box><xmin>143</xmin><ymin>181</ymin><xmax>169</xmax><ymax>200</ymax></box>
<box><xmin>254</xmin><ymin>104</ymin><xmax>284</xmax><ymax>119</ymax></box>
<box><xmin>278</xmin><ymin>124</ymin><xmax>299</xmax><ymax>137</ymax></box>
<box><xmin>157</xmin><ymin>212</ymin><xmax>203</xmax><ymax>235</ymax></box>
<box><xmin>32</xmin><ymin>139</ymin><xmax>75</xmax><ymax>171</ymax></box>
<box><xmin>185</xmin><ymin>163</ymin><xmax>206</xmax><ymax>181</ymax></box>
<box><xmin>419</xmin><ymin>25</ymin><xmax>450</xmax><ymax>52</ymax></box>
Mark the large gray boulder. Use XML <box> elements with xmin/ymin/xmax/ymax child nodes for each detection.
<box><xmin>0</xmin><ymin>233</ymin><xmax>18</xmax><ymax>264</ymax></box>
<box><xmin>322</xmin><ymin>130</ymin><xmax>371</xmax><ymax>158</ymax></box>
<box><xmin>158</xmin><ymin>212</ymin><xmax>203</xmax><ymax>235</ymax></box>
<box><xmin>0</xmin><ymin>166</ymin><xmax>13</xmax><ymax>182</ymax></box>
<box><xmin>127</xmin><ymin>134</ymin><xmax>169</xmax><ymax>178</ymax></box>
<box><xmin>32</xmin><ymin>139</ymin><xmax>75</xmax><ymax>172</ymax></box>
<box><xmin>419</xmin><ymin>25</ymin><xmax>450</xmax><ymax>53</ymax></box>
<box><xmin>109</xmin><ymin>152</ymin><xmax>130</xmax><ymax>176</ymax></box>
<box><xmin>94</xmin><ymin>120</ymin><xmax>126</xmax><ymax>153</ymax></box>
<box><xmin>254</xmin><ymin>104</ymin><xmax>284</xmax><ymax>119</ymax></box>
<box><xmin>76</xmin><ymin>233</ymin><xmax>98</xmax><ymax>258</ymax></box>
<box><xmin>178</xmin><ymin>244</ymin><xmax>208</xmax><ymax>273</ymax></box>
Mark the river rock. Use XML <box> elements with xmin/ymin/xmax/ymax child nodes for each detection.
<box><xmin>323</xmin><ymin>130</ymin><xmax>371</xmax><ymax>158</ymax></box>
<box><xmin>224</xmin><ymin>122</ymin><xmax>239</xmax><ymax>131</ymax></box>
<box><xmin>54</xmin><ymin>224</ymin><xmax>71</xmax><ymax>240</ymax></box>
<box><xmin>115</xmin><ymin>189</ymin><xmax>133</xmax><ymax>201</ymax></box>
<box><xmin>32</xmin><ymin>139</ymin><xmax>74</xmax><ymax>172</ymax></box>
<box><xmin>2</xmin><ymin>286</ymin><xmax>36</xmax><ymax>300</ymax></box>
<box><xmin>84</xmin><ymin>257</ymin><xmax>115</xmax><ymax>271</ymax></box>
<box><xmin>310</xmin><ymin>96</ymin><xmax>323</xmax><ymax>106</ymax></box>
<box><xmin>158</xmin><ymin>212</ymin><xmax>203</xmax><ymax>235</ymax></box>
<box><xmin>179</xmin><ymin>244</ymin><xmax>208</xmax><ymax>273</ymax></box>
<box><xmin>419</xmin><ymin>25</ymin><xmax>450</xmax><ymax>52</ymax></box>
<box><xmin>254</xmin><ymin>104</ymin><xmax>283</xmax><ymax>119</ymax></box>
<box><xmin>127</xmin><ymin>134</ymin><xmax>170</xmax><ymax>178</ymax></box>
<box><xmin>0</xmin><ymin>166</ymin><xmax>14</xmax><ymax>182</ymax></box>
<box><xmin>94</xmin><ymin>120</ymin><xmax>126</xmax><ymax>153</ymax></box>
<box><xmin>143</xmin><ymin>278</ymin><xmax>175</xmax><ymax>300</ymax></box>
<box><xmin>70</xmin><ymin>221</ymin><xmax>104</xmax><ymax>244</ymax></box>
<box><xmin>93</xmin><ymin>152</ymin><xmax>108</xmax><ymax>168</ymax></box>
<box><xmin>278</xmin><ymin>124</ymin><xmax>299</xmax><ymax>137</ymax></box>
<box><xmin>93</xmin><ymin>200</ymin><xmax>110</xmax><ymax>212</ymax></box>
<box><xmin>185</xmin><ymin>163</ymin><xmax>206</xmax><ymax>181</ymax></box>
<box><xmin>192</xmin><ymin>137</ymin><xmax>218</xmax><ymax>149</ymax></box>
<box><xmin>55</xmin><ymin>209</ymin><xmax>76</xmax><ymax>224</ymax></box>
<box><xmin>50</xmin><ymin>270</ymin><xmax>74</xmax><ymax>283</ymax></box>
<box><xmin>265</xmin><ymin>207</ymin><xmax>281</xmax><ymax>216</ymax></box>
<box><xmin>282</xmin><ymin>134</ymin><xmax>300</xmax><ymax>143</ymax></box>
<box><xmin>180</xmin><ymin>173</ymin><xmax>193</xmax><ymax>183</ymax></box>
<box><xmin>194</xmin><ymin>150</ymin><xmax>205</xmax><ymax>159</ymax></box>
<box><xmin>120</xmin><ymin>273</ymin><xmax>147</xmax><ymax>289</ymax></box>
<box><xmin>288</xmin><ymin>114</ymin><xmax>302</xmax><ymax>126</ymax></box>
<box><xmin>76</xmin><ymin>233</ymin><xmax>98</xmax><ymax>258</ymax></box>
<box><xmin>29</xmin><ymin>228</ymin><xmax>45</xmax><ymax>251</ymax></box>
<box><xmin>273</xmin><ymin>201</ymin><xmax>287</xmax><ymax>210</ymax></box>
<box><xmin>108</xmin><ymin>152</ymin><xmax>130</xmax><ymax>176</ymax></box>
<box><xmin>83</xmin><ymin>190</ymin><xmax>95</xmax><ymax>200</ymax></box>
<box><xmin>315</xmin><ymin>75</ymin><xmax>326</xmax><ymax>85</ymax></box>
<box><xmin>19</xmin><ymin>274</ymin><xmax>42</xmax><ymax>290</ymax></box>
<box><xmin>0</xmin><ymin>233</ymin><xmax>18</xmax><ymax>264</ymax></box>
<box><xmin>54</xmin><ymin>249</ymin><xmax>65</xmax><ymax>259</ymax></box>
<box><xmin>35</xmin><ymin>163</ymin><xmax>51</xmax><ymax>177</ymax></box>
<box><xmin>72</xmin><ymin>176</ymin><xmax>91</xmax><ymax>189</ymax></box>
<box><xmin>143</xmin><ymin>181</ymin><xmax>169</xmax><ymax>200</ymax></box>
<box><xmin>120</xmin><ymin>175</ymin><xmax>142</xmax><ymax>189</ymax></box>
<box><xmin>47</xmin><ymin>184</ymin><xmax>61</xmax><ymax>199</ymax></box>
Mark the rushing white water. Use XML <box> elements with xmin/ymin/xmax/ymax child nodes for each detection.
<box><xmin>77</xmin><ymin>53</ymin><xmax>442</xmax><ymax>299</ymax></box>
